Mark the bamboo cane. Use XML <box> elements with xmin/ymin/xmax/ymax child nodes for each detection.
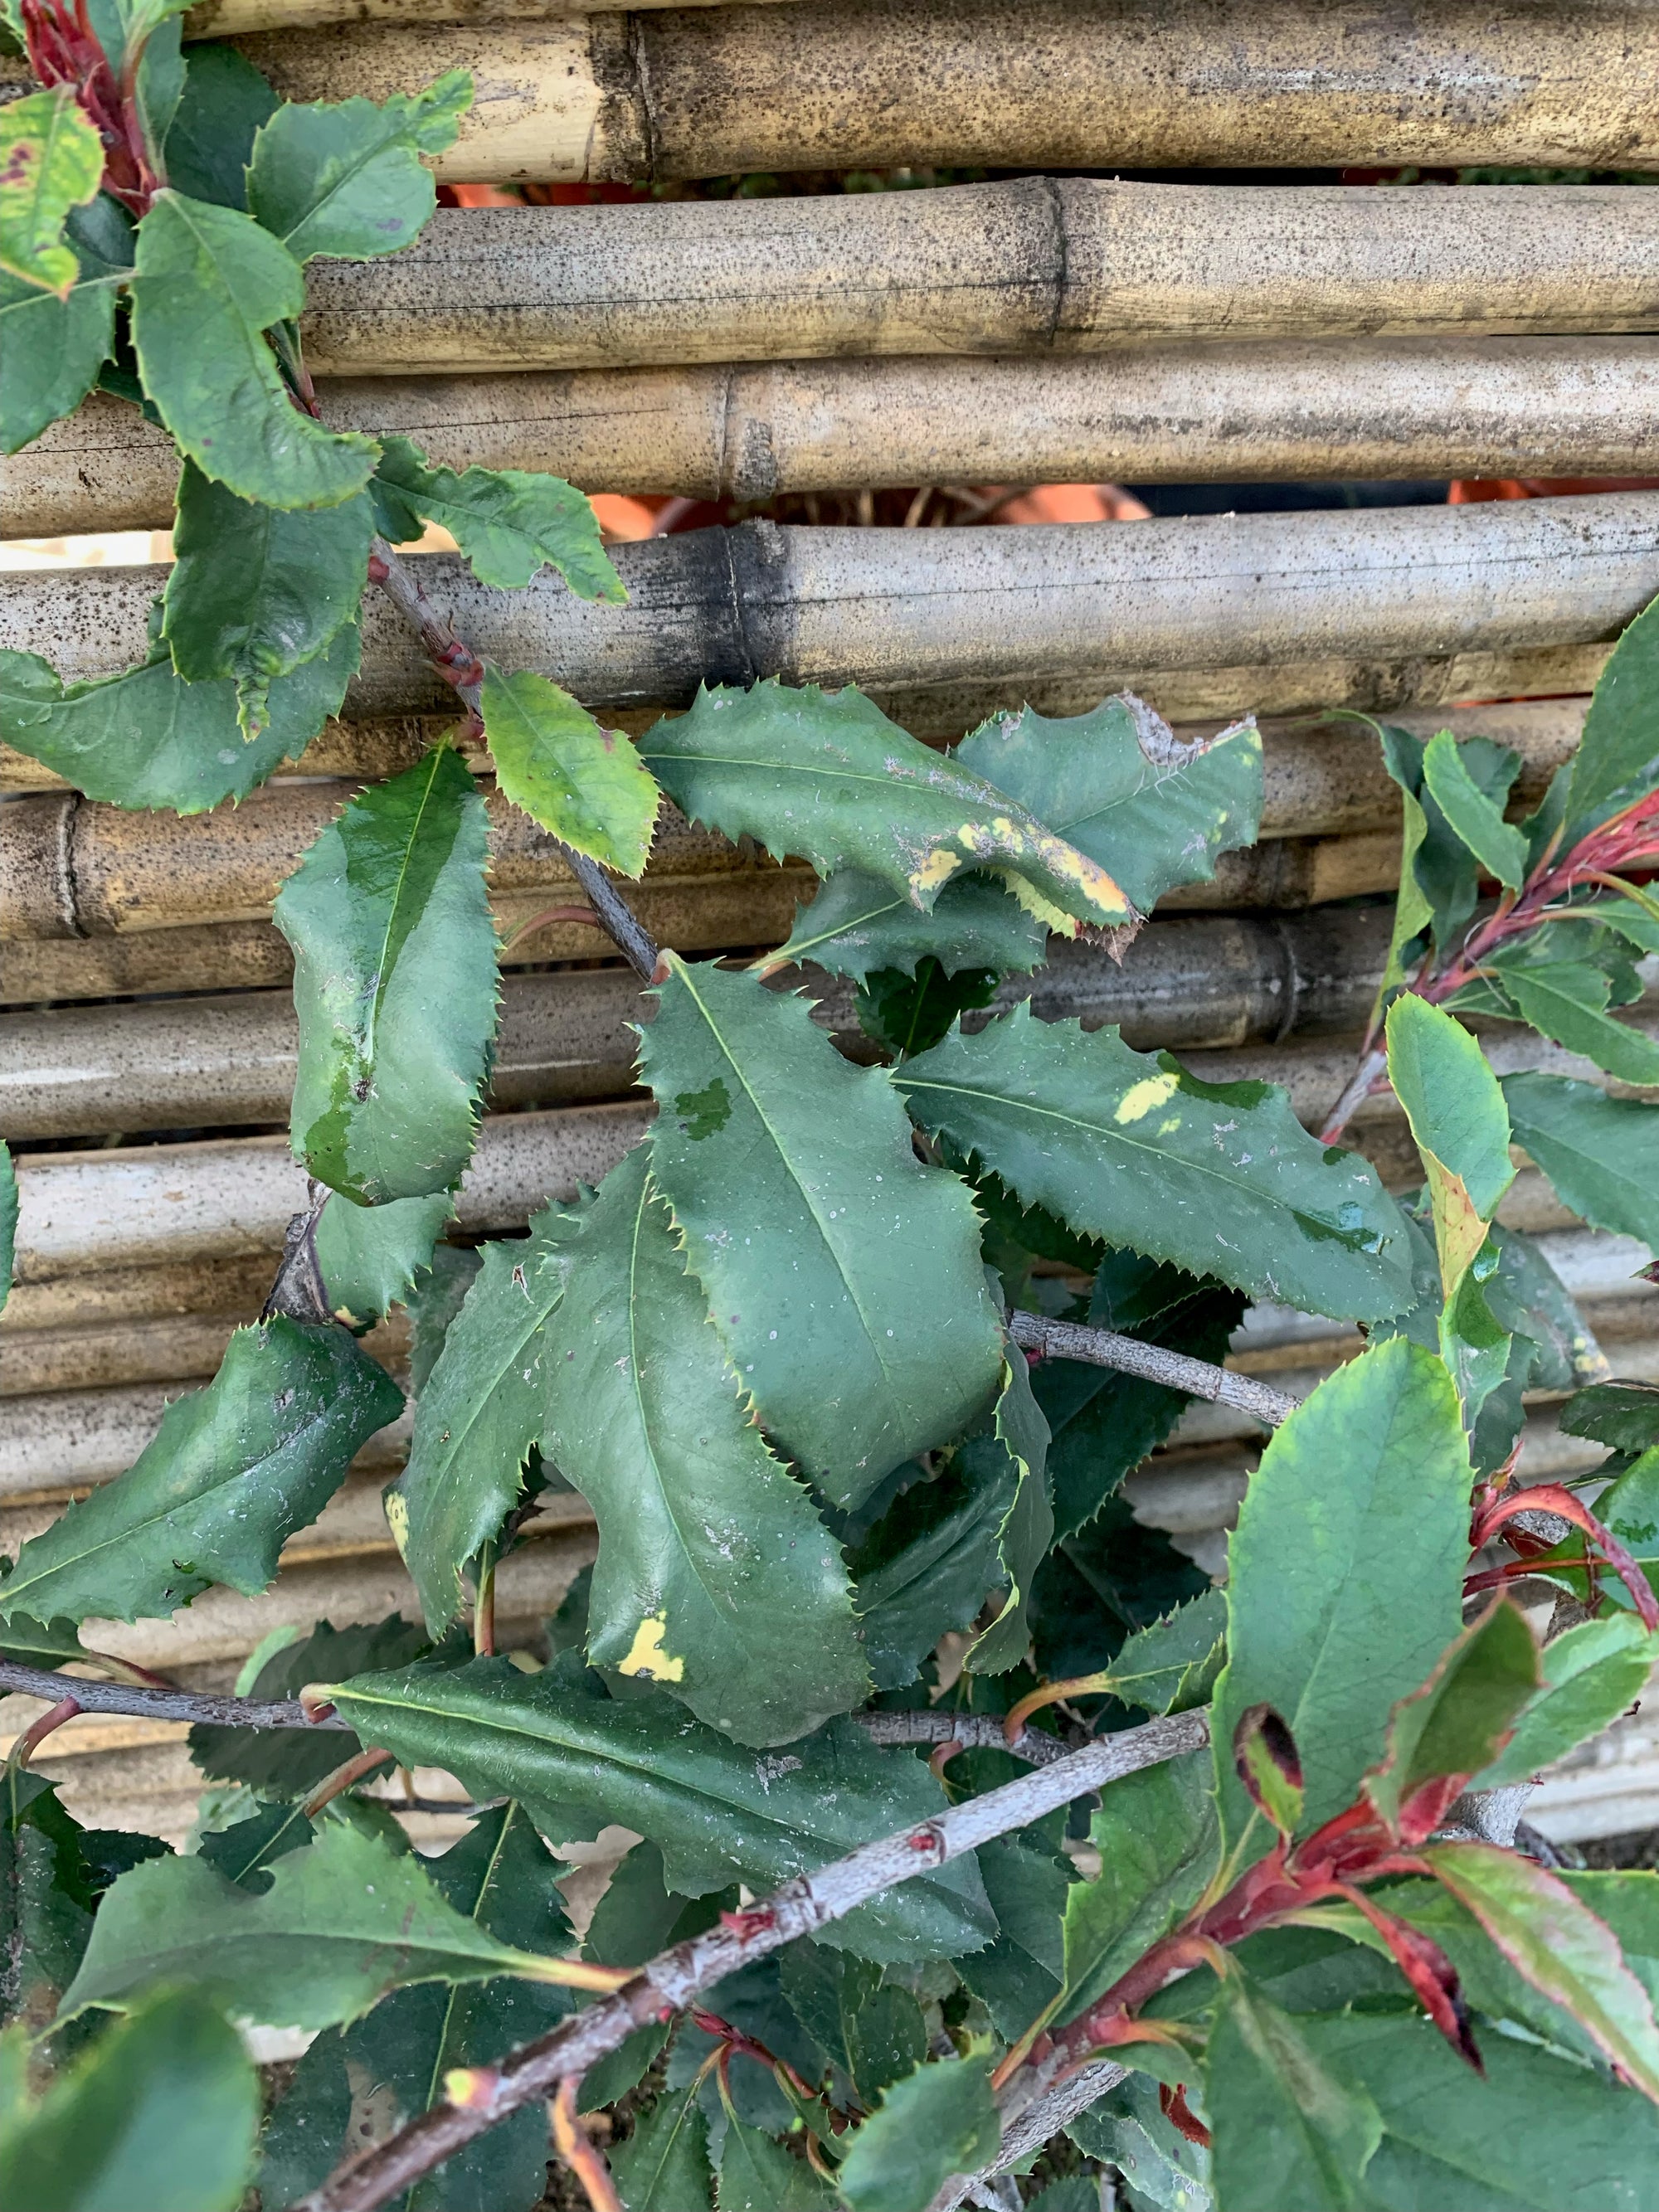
<box><xmin>18</xmin><ymin>343</ymin><xmax>1659</xmax><ymax>536</ymax></box>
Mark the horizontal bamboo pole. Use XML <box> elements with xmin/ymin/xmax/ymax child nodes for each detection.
<box><xmin>6</xmin><ymin>499</ymin><xmax>1653</xmax><ymax>727</ymax></box>
<box><xmin>212</xmin><ymin>4</ymin><xmax>1659</xmax><ymax>182</ymax></box>
<box><xmin>0</xmin><ymin>1254</ymin><xmax>278</xmax><ymax>1336</ymax></box>
<box><xmin>0</xmin><ymin>910</ymin><xmax>1398</xmax><ymax>1140</ymax></box>
<box><xmin>20</xmin><ymin>343</ymin><xmax>1659</xmax><ymax>535</ymax></box>
<box><xmin>0</xmin><ymin>1309</ymin><xmax>407</xmax><ymax>1397</ymax></box>
<box><xmin>193</xmin><ymin>0</ymin><xmax>780</xmax><ymax>22</ymax></box>
<box><xmin>276</xmin><ymin>184</ymin><xmax>1659</xmax><ymax>377</ymax></box>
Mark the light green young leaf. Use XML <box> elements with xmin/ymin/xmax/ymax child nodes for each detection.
<box><xmin>1377</xmin><ymin>724</ymin><xmax>1523</xmax><ymax>964</ymax></box>
<box><xmin>1362</xmin><ymin>1599</ymin><xmax>1540</xmax><ymax>1835</ymax></box>
<box><xmin>0</xmin><ymin>1139</ymin><xmax>12</xmax><ymax>1315</ymax></box>
<box><xmin>1058</xmin><ymin>1748</ymin><xmax>1219</xmax><ymax>2026</ymax></box>
<box><xmin>129</xmin><ymin>192</ymin><xmax>377</xmax><ymax>509</ymax></box>
<box><xmin>542</xmin><ymin>1150</ymin><xmax>868</xmax><ymax>1746</ymax></box>
<box><xmin>897</xmin><ymin>1005</ymin><xmax>1414</xmax><ymax>1324</ymax></box>
<box><xmin>639</xmin><ymin>682</ymin><xmax>1136</xmax><ymax>932</ymax></box>
<box><xmin>1204</xmin><ymin>1970</ymin><xmax>1382</xmax><ymax>2212</ymax></box>
<box><xmin>1374</xmin><ymin>780</ymin><xmax>1435</xmax><ymax>1014</ymax></box>
<box><xmin>314</xmin><ymin>1186</ymin><xmax>452</xmax><ymax>1328</ymax></box>
<box><xmin>835</xmin><ymin>2056</ymin><xmax>1002</xmax><ymax>2212</ymax></box>
<box><xmin>1096</xmin><ymin>1588</ymin><xmax>1229</xmax><ymax>1718</ymax></box>
<box><xmin>481</xmin><ymin>665</ymin><xmax>659</xmax><ymax>876</ymax></box>
<box><xmin>1421</xmin><ymin>727</ymin><xmax>1530</xmax><ymax>892</ymax></box>
<box><xmin>953</xmin><ymin>694</ymin><xmax>1263</xmax><ymax>912</ymax></box>
<box><xmin>770</xmin><ymin>866</ymin><xmax>1048</xmax><ymax>984</ymax></box>
<box><xmin>314</xmin><ymin>1658</ymin><xmax>996</xmax><ymax>1963</ymax></box>
<box><xmin>1475</xmin><ymin>1613</ymin><xmax>1659</xmax><ymax>1791</ymax></box>
<box><xmin>640</xmin><ymin>956</ymin><xmax>1004</xmax><ymax>1508</ymax></box>
<box><xmin>1213</xmin><ymin>1338</ymin><xmax>1472</xmax><ymax>1868</ymax></box>
<box><xmin>1499</xmin><ymin>960</ymin><xmax>1659</xmax><ymax>1086</ymax></box>
<box><xmin>611</xmin><ymin>2081</ymin><xmax>713</xmax><ymax>2212</ymax></box>
<box><xmin>61</xmin><ymin>1818</ymin><xmax>586</xmax><ymax>2030</ymax></box>
<box><xmin>392</xmin><ymin>1201</ymin><xmax>574</xmax><ymax>1633</ymax></box>
<box><xmin>246</xmin><ymin>70</ymin><xmax>470</xmax><ymax>261</ymax></box>
<box><xmin>371</xmin><ymin>435</ymin><xmax>624</xmax><ymax>597</ymax></box>
<box><xmin>0</xmin><ymin>615</ymin><xmax>358</xmax><ymax>813</ymax></box>
<box><xmin>1501</xmin><ymin>1072</ymin><xmax>1659</xmax><ymax>1247</ymax></box>
<box><xmin>717</xmin><ymin>2116</ymin><xmax>834</xmax><ymax>2211</ymax></box>
<box><xmin>277</xmin><ymin>745</ymin><xmax>499</xmax><ymax>1204</ymax></box>
<box><xmin>0</xmin><ymin>1989</ymin><xmax>257</xmax><ymax>2212</ymax></box>
<box><xmin>0</xmin><ymin>1319</ymin><xmax>401</xmax><ymax>1625</ymax></box>
<box><xmin>1423</xmin><ymin>1840</ymin><xmax>1659</xmax><ymax>2101</ymax></box>
<box><xmin>162</xmin><ymin>465</ymin><xmax>373</xmax><ymax>739</ymax></box>
<box><xmin>1562</xmin><ymin>593</ymin><xmax>1659</xmax><ymax>846</ymax></box>
<box><xmin>0</xmin><ymin>90</ymin><xmax>103</xmax><ymax>295</ymax></box>
<box><xmin>1384</xmin><ymin>992</ymin><xmax>1515</xmax><ymax>1302</ymax></box>
<box><xmin>961</xmin><ymin>1348</ymin><xmax>1053</xmax><ymax>1675</ymax></box>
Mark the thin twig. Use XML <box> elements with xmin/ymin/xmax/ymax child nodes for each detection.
<box><xmin>859</xmin><ymin>1710</ymin><xmax>1073</xmax><ymax>1766</ymax></box>
<box><xmin>289</xmin><ymin>1710</ymin><xmax>1209</xmax><ymax>2212</ymax></box>
<box><xmin>302</xmin><ymin>1746</ymin><xmax>394</xmax><ymax>1819</ymax></box>
<box><xmin>0</xmin><ymin>1661</ymin><xmax>349</xmax><ymax>1732</ymax></box>
<box><xmin>927</xmin><ymin>2060</ymin><xmax>1128</xmax><ymax>2212</ymax></box>
<box><xmin>1007</xmin><ymin>1309</ymin><xmax>1298</xmax><ymax>1428</ymax></box>
<box><xmin>368</xmin><ymin>538</ymin><xmax>662</xmax><ymax>982</ymax></box>
<box><xmin>6</xmin><ymin>1694</ymin><xmax>82</xmax><ymax>1769</ymax></box>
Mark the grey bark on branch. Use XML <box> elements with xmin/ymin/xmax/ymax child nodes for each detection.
<box><xmin>1007</xmin><ymin>1307</ymin><xmax>1299</xmax><ymax>1428</ymax></box>
<box><xmin>289</xmin><ymin>1709</ymin><xmax>1211</xmax><ymax>2212</ymax></box>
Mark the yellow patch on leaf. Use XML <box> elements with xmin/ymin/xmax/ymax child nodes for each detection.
<box><xmin>616</xmin><ymin>1612</ymin><xmax>685</xmax><ymax>1683</ymax></box>
<box><xmin>1114</xmin><ymin>1072</ymin><xmax>1182</xmax><ymax>1125</ymax></box>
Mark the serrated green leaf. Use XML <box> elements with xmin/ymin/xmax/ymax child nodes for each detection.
<box><xmin>0</xmin><ymin>90</ymin><xmax>103</xmax><ymax>295</ymax></box>
<box><xmin>1029</xmin><ymin>1495</ymin><xmax>1209</xmax><ymax>1690</ymax></box>
<box><xmin>954</xmin><ymin>694</ymin><xmax>1263</xmax><ymax>912</ymax></box>
<box><xmin>0</xmin><ymin>1319</ymin><xmax>401</xmax><ymax>1625</ymax></box>
<box><xmin>897</xmin><ymin>1004</ymin><xmax>1413</xmax><ymax>1323</ymax></box>
<box><xmin>130</xmin><ymin>192</ymin><xmax>377</xmax><ymax>509</ymax></box>
<box><xmin>1563</xmin><ymin>594</ymin><xmax>1659</xmax><ymax>847</ymax></box>
<box><xmin>0</xmin><ymin>615</ymin><xmax>358</xmax><ymax>813</ymax></box>
<box><xmin>1379</xmin><ymin>726</ymin><xmax>1523</xmax><ymax>963</ymax></box>
<box><xmin>855</xmin><ymin>957</ymin><xmax>1000</xmax><ymax>1060</ymax></box>
<box><xmin>277</xmin><ymin>745</ymin><xmax>499</xmax><ymax>1204</ymax></box>
<box><xmin>1058</xmin><ymin>1748</ymin><xmax>1219</xmax><ymax>2027</ymax></box>
<box><xmin>0</xmin><ymin>1609</ymin><xmax>90</xmax><ymax>1675</ymax></box>
<box><xmin>640</xmin><ymin>682</ymin><xmax>1136</xmax><ymax>932</ymax></box>
<box><xmin>961</xmin><ymin>1349</ymin><xmax>1053</xmax><ymax>1675</ymax></box>
<box><xmin>162</xmin><ymin>464</ymin><xmax>372</xmax><ymax>738</ymax></box>
<box><xmin>1204</xmin><ymin>1970</ymin><xmax>1382</xmax><ymax>2212</ymax></box>
<box><xmin>392</xmin><ymin>1201</ymin><xmax>573</xmax><ymax>1632</ymax></box>
<box><xmin>163</xmin><ymin>45</ymin><xmax>277</xmax><ymax>210</ymax></box>
<box><xmin>188</xmin><ymin>1615</ymin><xmax>430</xmax><ymax>1800</ymax></box>
<box><xmin>954</xmin><ymin>1834</ymin><xmax>1070</xmax><ymax>2040</ymax></box>
<box><xmin>1097</xmin><ymin>1588</ymin><xmax>1229</xmax><ymax>1717</ymax></box>
<box><xmin>1475</xmin><ymin>1613</ymin><xmax>1659</xmax><ymax>1791</ymax></box>
<box><xmin>640</xmin><ymin>955</ymin><xmax>1004</xmax><ymax>1507</ymax></box>
<box><xmin>1484</xmin><ymin>1220</ymin><xmax>1603</xmax><ymax>1394</ymax></box>
<box><xmin>776</xmin><ymin>1943</ymin><xmax>926</xmax><ymax>2103</ymax></box>
<box><xmin>717</xmin><ymin>2117</ymin><xmax>834</xmax><ymax>2211</ymax></box>
<box><xmin>0</xmin><ymin>1989</ymin><xmax>257</xmax><ymax>2212</ymax></box>
<box><xmin>314</xmin><ymin>1187</ymin><xmax>452</xmax><ymax>1328</ymax></box>
<box><xmin>1</xmin><ymin>1782</ymin><xmax>94</xmax><ymax>2031</ymax></box>
<box><xmin>1385</xmin><ymin>993</ymin><xmax>1515</xmax><ymax>1308</ymax></box>
<box><xmin>1563</xmin><ymin>1383</ymin><xmax>1659</xmax><ymax>1453</ymax></box>
<box><xmin>1422</xmin><ymin>1841</ymin><xmax>1659</xmax><ymax>2100</ymax></box>
<box><xmin>1501</xmin><ymin>1072</ymin><xmax>1659</xmax><ymax>1246</ymax></box>
<box><xmin>371</xmin><ymin>434</ymin><xmax>623</xmax><ymax>596</ymax></box>
<box><xmin>60</xmin><ymin>1818</ymin><xmax>581</xmax><ymax>2030</ymax></box>
<box><xmin>0</xmin><ymin>188</ymin><xmax>124</xmax><ymax>452</ymax></box>
<box><xmin>406</xmin><ymin>1243</ymin><xmax>482</xmax><ymax>1395</ymax></box>
<box><xmin>1499</xmin><ymin>960</ymin><xmax>1659</xmax><ymax>1085</ymax></box>
<box><xmin>1213</xmin><ymin>1339</ymin><xmax>1472</xmax><ymax>1870</ymax></box>
<box><xmin>773</xmin><ymin>867</ymin><xmax>1048</xmax><ymax>984</ymax></box>
<box><xmin>246</xmin><ymin>71</ymin><xmax>470</xmax><ymax>262</ymax></box>
<box><xmin>481</xmin><ymin>665</ymin><xmax>659</xmax><ymax>875</ymax></box>
<box><xmin>259</xmin><ymin>1803</ymin><xmax>573</xmax><ymax>2212</ymax></box>
<box><xmin>852</xmin><ymin>1457</ymin><xmax>1013</xmax><ymax>1694</ymax></box>
<box><xmin>1363</xmin><ymin>1600</ymin><xmax>1540</xmax><ymax>1834</ymax></box>
<box><xmin>612</xmin><ymin>2080</ymin><xmax>713</xmax><ymax>2212</ymax></box>
<box><xmin>1421</xmin><ymin>727</ymin><xmax>1530</xmax><ymax>892</ymax></box>
<box><xmin>197</xmin><ymin>1801</ymin><xmax>319</xmax><ymax>1890</ymax></box>
<box><xmin>314</xmin><ymin>1658</ymin><xmax>996</xmax><ymax>1964</ymax></box>
<box><xmin>0</xmin><ymin>1138</ymin><xmax>12</xmax><ymax>1316</ymax></box>
<box><xmin>1068</xmin><ymin>2073</ymin><xmax>1210</xmax><ymax>2212</ymax></box>
<box><xmin>835</xmin><ymin>2055</ymin><xmax>1002</xmax><ymax>2212</ymax></box>
<box><xmin>541</xmin><ymin>1149</ymin><xmax>867</xmax><ymax>1744</ymax></box>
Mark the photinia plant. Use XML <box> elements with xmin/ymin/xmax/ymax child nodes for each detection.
<box><xmin>6</xmin><ymin>12</ymin><xmax>1659</xmax><ymax>2210</ymax></box>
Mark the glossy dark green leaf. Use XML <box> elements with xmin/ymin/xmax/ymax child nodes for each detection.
<box><xmin>1563</xmin><ymin>1380</ymin><xmax>1659</xmax><ymax>1452</ymax></box>
<box><xmin>246</xmin><ymin>71</ymin><xmax>470</xmax><ymax>261</ymax></box>
<box><xmin>541</xmin><ymin>1150</ymin><xmax>867</xmax><ymax>1745</ymax></box>
<box><xmin>852</xmin><ymin>1457</ymin><xmax>1013</xmax><ymax>1693</ymax></box>
<box><xmin>0</xmin><ymin>1319</ymin><xmax>401</xmax><ymax>1624</ymax></box>
<box><xmin>0</xmin><ymin>615</ymin><xmax>358</xmax><ymax>812</ymax></box>
<box><xmin>1475</xmin><ymin>1612</ymin><xmax>1659</xmax><ymax>1791</ymax></box>
<box><xmin>314</xmin><ymin>1187</ymin><xmax>452</xmax><ymax>1328</ymax></box>
<box><xmin>1029</xmin><ymin>1494</ymin><xmax>1210</xmax><ymax>1689</ymax></box>
<box><xmin>1213</xmin><ymin>1338</ymin><xmax>1471</xmax><ymax>1869</ymax></box>
<box><xmin>0</xmin><ymin>236</ymin><xmax>115</xmax><ymax>454</ymax></box>
<box><xmin>277</xmin><ymin>745</ymin><xmax>499</xmax><ymax>1204</ymax></box>
<box><xmin>776</xmin><ymin>1942</ymin><xmax>926</xmax><ymax>2103</ymax></box>
<box><xmin>854</xmin><ymin>957</ymin><xmax>1000</xmax><ymax>1060</ymax></box>
<box><xmin>392</xmin><ymin>1199</ymin><xmax>575</xmax><ymax>1633</ymax></box>
<box><xmin>0</xmin><ymin>1988</ymin><xmax>257</xmax><ymax>2212</ymax></box>
<box><xmin>1492</xmin><ymin>956</ymin><xmax>1659</xmax><ymax>1085</ymax></box>
<box><xmin>717</xmin><ymin>2117</ymin><xmax>834</xmax><ymax>2211</ymax></box>
<box><xmin>774</xmin><ymin>868</ymin><xmax>1048</xmax><ymax>984</ymax></box>
<box><xmin>197</xmin><ymin>1801</ymin><xmax>319</xmax><ymax>1891</ymax></box>
<box><xmin>1562</xmin><ymin>594</ymin><xmax>1659</xmax><ymax>846</ymax></box>
<box><xmin>577</xmin><ymin>1843</ymin><xmax>727</xmax><ymax>2113</ymax></box>
<box><xmin>1058</xmin><ymin>1748</ymin><xmax>1219</xmax><ymax>2026</ymax></box>
<box><xmin>611</xmin><ymin>2081</ymin><xmax>713</xmax><ymax>2212</ymax></box>
<box><xmin>372</xmin><ymin>435</ymin><xmax>623</xmax><ymax>596</ymax></box>
<box><xmin>953</xmin><ymin>694</ymin><xmax>1263</xmax><ymax>913</ymax></box>
<box><xmin>640</xmin><ymin>956</ymin><xmax>1004</xmax><ymax>1507</ymax></box>
<box><xmin>406</xmin><ymin>1244</ymin><xmax>483</xmax><ymax>1394</ymax></box>
<box><xmin>1204</xmin><ymin>1970</ymin><xmax>1382</xmax><ymax>2212</ymax></box>
<box><xmin>482</xmin><ymin>665</ymin><xmax>658</xmax><ymax>873</ymax></box>
<box><xmin>1421</xmin><ymin>727</ymin><xmax>1530</xmax><ymax>892</ymax></box>
<box><xmin>129</xmin><ymin>192</ymin><xmax>377</xmax><ymax>509</ymax></box>
<box><xmin>898</xmin><ymin>1007</ymin><xmax>1414</xmax><ymax>1324</ymax></box>
<box><xmin>162</xmin><ymin>464</ymin><xmax>372</xmax><ymax>738</ymax></box>
<box><xmin>162</xmin><ymin>45</ymin><xmax>277</xmax><ymax>209</ymax></box>
<box><xmin>188</xmin><ymin>1614</ymin><xmax>430</xmax><ymax>1798</ymax></box>
<box><xmin>61</xmin><ymin>1818</ymin><xmax>581</xmax><ymax>2030</ymax></box>
<box><xmin>314</xmin><ymin>1658</ymin><xmax>997</xmax><ymax>1964</ymax></box>
<box><xmin>834</xmin><ymin>2055</ymin><xmax>1001</xmax><ymax>2212</ymax></box>
<box><xmin>0</xmin><ymin>1609</ymin><xmax>90</xmax><ymax>1675</ymax></box>
<box><xmin>1501</xmin><ymin>1072</ymin><xmax>1659</xmax><ymax>1247</ymax></box>
<box><xmin>953</xmin><ymin>1833</ymin><xmax>1070</xmax><ymax>2039</ymax></box>
<box><xmin>640</xmin><ymin>682</ymin><xmax>1136</xmax><ymax>932</ymax></box>
<box><xmin>961</xmin><ymin>1348</ymin><xmax>1053</xmax><ymax>1675</ymax></box>
<box><xmin>1</xmin><ymin>1779</ymin><xmax>94</xmax><ymax>2032</ymax></box>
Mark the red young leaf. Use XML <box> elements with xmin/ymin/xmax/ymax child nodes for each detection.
<box><xmin>1471</xmin><ymin>1485</ymin><xmax>1659</xmax><ymax>1630</ymax></box>
<box><xmin>1340</xmin><ymin>1884</ymin><xmax>1483</xmax><ymax>2073</ymax></box>
<box><xmin>1233</xmin><ymin>1704</ymin><xmax>1305</xmax><ymax>1837</ymax></box>
<box><xmin>1160</xmin><ymin>2081</ymin><xmax>1213</xmax><ymax>2149</ymax></box>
